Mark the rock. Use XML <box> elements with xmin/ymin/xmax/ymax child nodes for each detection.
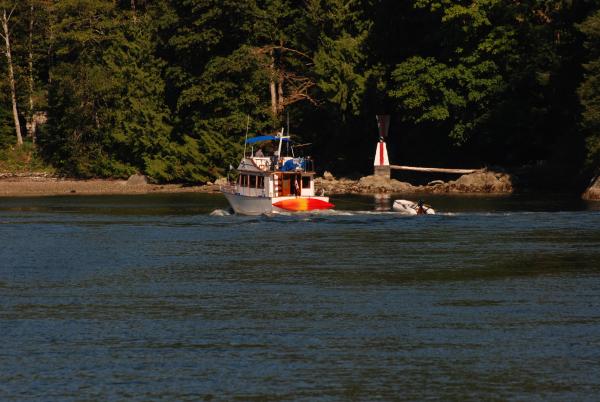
<box><xmin>213</xmin><ymin>177</ymin><xmax>229</xmax><ymax>186</ymax></box>
<box><xmin>314</xmin><ymin>170</ymin><xmax>512</xmax><ymax>195</ymax></box>
<box><xmin>446</xmin><ymin>170</ymin><xmax>513</xmax><ymax>193</ymax></box>
<box><xmin>126</xmin><ymin>174</ymin><xmax>148</xmax><ymax>186</ymax></box>
<box><xmin>323</xmin><ymin>171</ymin><xmax>335</xmax><ymax>181</ymax></box>
<box><xmin>357</xmin><ymin>175</ymin><xmax>414</xmax><ymax>193</ymax></box>
<box><xmin>583</xmin><ymin>176</ymin><xmax>600</xmax><ymax>200</ymax></box>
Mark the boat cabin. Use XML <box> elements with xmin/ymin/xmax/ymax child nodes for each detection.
<box><xmin>232</xmin><ymin>133</ymin><xmax>318</xmax><ymax>198</ymax></box>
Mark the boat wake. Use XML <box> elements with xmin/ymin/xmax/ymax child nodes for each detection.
<box><xmin>209</xmin><ymin>208</ymin><xmax>233</xmax><ymax>216</ymax></box>
<box><xmin>264</xmin><ymin>209</ymin><xmax>443</xmax><ymax>217</ymax></box>
<box><xmin>208</xmin><ymin>207</ymin><xmax>457</xmax><ymax>218</ymax></box>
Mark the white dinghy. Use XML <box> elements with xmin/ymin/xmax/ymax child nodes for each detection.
<box><xmin>392</xmin><ymin>199</ymin><xmax>435</xmax><ymax>215</ymax></box>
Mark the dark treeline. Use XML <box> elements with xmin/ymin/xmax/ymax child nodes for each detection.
<box><xmin>1</xmin><ymin>0</ymin><xmax>600</xmax><ymax>187</ymax></box>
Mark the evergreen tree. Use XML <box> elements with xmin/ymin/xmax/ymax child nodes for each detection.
<box><xmin>40</xmin><ymin>0</ymin><xmax>176</xmax><ymax>180</ymax></box>
<box><xmin>0</xmin><ymin>0</ymin><xmax>597</xmax><ymax>188</ymax></box>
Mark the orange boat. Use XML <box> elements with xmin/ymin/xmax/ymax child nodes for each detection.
<box><xmin>273</xmin><ymin>198</ymin><xmax>334</xmax><ymax>212</ymax></box>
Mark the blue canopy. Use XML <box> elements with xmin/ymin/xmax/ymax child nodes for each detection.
<box><xmin>280</xmin><ymin>158</ymin><xmax>306</xmax><ymax>171</ymax></box>
<box><xmin>245</xmin><ymin>135</ymin><xmax>291</xmax><ymax>144</ymax></box>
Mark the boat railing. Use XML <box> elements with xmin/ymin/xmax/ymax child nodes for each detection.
<box><xmin>220</xmin><ymin>184</ymin><xmax>269</xmax><ymax>198</ymax></box>
<box><xmin>245</xmin><ymin>156</ymin><xmax>316</xmax><ymax>172</ymax></box>
<box><xmin>251</xmin><ymin>157</ymin><xmax>272</xmax><ymax>171</ymax></box>
<box><xmin>220</xmin><ymin>184</ymin><xmax>236</xmax><ymax>194</ymax></box>
<box><xmin>303</xmin><ymin>157</ymin><xmax>314</xmax><ymax>172</ymax></box>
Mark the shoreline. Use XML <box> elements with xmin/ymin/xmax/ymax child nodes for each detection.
<box><xmin>0</xmin><ymin>170</ymin><xmax>512</xmax><ymax>198</ymax></box>
<box><xmin>0</xmin><ymin>175</ymin><xmax>219</xmax><ymax>197</ymax></box>
<box><xmin>1</xmin><ymin>171</ymin><xmax>597</xmax><ymax>199</ymax></box>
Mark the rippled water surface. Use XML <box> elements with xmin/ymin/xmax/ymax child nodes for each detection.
<box><xmin>1</xmin><ymin>193</ymin><xmax>600</xmax><ymax>400</ymax></box>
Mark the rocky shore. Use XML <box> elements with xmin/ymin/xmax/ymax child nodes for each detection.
<box><xmin>315</xmin><ymin>169</ymin><xmax>514</xmax><ymax>195</ymax></box>
<box><xmin>3</xmin><ymin>169</ymin><xmax>598</xmax><ymax>199</ymax></box>
<box><xmin>583</xmin><ymin>176</ymin><xmax>600</xmax><ymax>200</ymax></box>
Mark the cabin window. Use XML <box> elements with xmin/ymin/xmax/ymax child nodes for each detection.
<box><xmin>249</xmin><ymin>175</ymin><xmax>257</xmax><ymax>188</ymax></box>
<box><xmin>302</xmin><ymin>176</ymin><xmax>311</xmax><ymax>189</ymax></box>
<box><xmin>258</xmin><ymin>176</ymin><xmax>265</xmax><ymax>189</ymax></box>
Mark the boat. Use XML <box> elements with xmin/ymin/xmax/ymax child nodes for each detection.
<box><xmin>220</xmin><ymin>129</ymin><xmax>334</xmax><ymax>215</ymax></box>
<box><xmin>392</xmin><ymin>199</ymin><xmax>435</xmax><ymax>215</ymax></box>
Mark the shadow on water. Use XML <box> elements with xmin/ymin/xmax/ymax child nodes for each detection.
<box><xmin>1</xmin><ymin>191</ymin><xmax>598</xmax><ymax>216</ymax></box>
<box><xmin>0</xmin><ymin>193</ymin><xmax>230</xmax><ymax>216</ymax></box>
<box><xmin>332</xmin><ymin>192</ymin><xmax>600</xmax><ymax>214</ymax></box>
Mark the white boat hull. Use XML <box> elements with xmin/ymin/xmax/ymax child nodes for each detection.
<box><xmin>392</xmin><ymin>199</ymin><xmax>435</xmax><ymax>215</ymax></box>
<box><xmin>223</xmin><ymin>192</ymin><xmax>330</xmax><ymax>215</ymax></box>
<box><xmin>223</xmin><ymin>192</ymin><xmax>273</xmax><ymax>215</ymax></box>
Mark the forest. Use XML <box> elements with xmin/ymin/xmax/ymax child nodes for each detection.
<box><xmin>1</xmin><ymin>0</ymin><xmax>599</xmax><ymax>189</ymax></box>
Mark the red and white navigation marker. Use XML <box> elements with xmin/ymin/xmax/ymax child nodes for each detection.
<box><xmin>374</xmin><ymin>115</ymin><xmax>390</xmax><ymax>178</ymax></box>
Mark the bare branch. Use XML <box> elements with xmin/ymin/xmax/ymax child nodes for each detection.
<box><xmin>254</xmin><ymin>45</ymin><xmax>312</xmax><ymax>61</ymax></box>
<box><xmin>7</xmin><ymin>4</ymin><xmax>16</xmax><ymax>21</ymax></box>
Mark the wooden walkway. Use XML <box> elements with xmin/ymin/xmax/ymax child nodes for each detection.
<box><xmin>390</xmin><ymin>165</ymin><xmax>479</xmax><ymax>174</ymax></box>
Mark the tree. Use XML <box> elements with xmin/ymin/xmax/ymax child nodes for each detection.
<box><xmin>310</xmin><ymin>0</ymin><xmax>372</xmax><ymax>118</ymax></box>
<box><xmin>389</xmin><ymin>0</ymin><xmax>505</xmax><ymax>145</ymax></box>
<box><xmin>0</xmin><ymin>2</ymin><xmax>23</xmax><ymax>146</ymax></box>
<box><xmin>155</xmin><ymin>0</ymin><xmax>319</xmax><ymax>180</ymax></box>
<box><xmin>250</xmin><ymin>0</ymin><xmax>317</xmax><ymax>120</ymax></box>
<box><xmin>381</xmin><ymin>0</ymin><xmax>593</xmax><ymax>174</ymax></box>
<box><xmin>40</xmin><ymin>0</ymin><xmax>176</xmax><ymax>179</ymax></box>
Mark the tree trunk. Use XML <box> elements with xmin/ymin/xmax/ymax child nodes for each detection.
<box><xmin>27</xmin><ymin>1</ymin><xmax>36</xmax><ymax>143</ymax></box>
<box><xmin>277</xmin><ymin>40</ymin><xmax>284</xmax><ymax>116</ymax></box>
<box><xmin>277</xmin><ymin>77</ymin><xmax>284</xmax><ymax>116</ymax></box>
<box><xmin>131</xmin><ymin>0</ymin><xmax>137</xmax><ymax>22</ymax></box>
<box><xmin>269</xmin><ymin>50</ymin><xmax>278</xmax><ymax>117</ymax></box>
<box><xmin>48</xmin><ymin>21</ymin><xmax>53</xmax><ymax>85</ymax></box>
<box><xmin>1</xmin><ymin>8</ymin><xmax>23</xmax><ymax>146</ymax></box>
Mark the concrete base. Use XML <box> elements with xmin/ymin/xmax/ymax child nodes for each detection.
<box><xmin>374</xmin><ymin>165</ymin><xmax>391</xmax><ymax>179</ymax></box>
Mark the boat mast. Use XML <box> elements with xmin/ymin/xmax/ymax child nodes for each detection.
<box><xmin>287</xmin><ymin>112</ymin><xmax>292</xmax><ymax>157</ymax></box>
<box><xmin>277</xmin><ymin>127</ymin><xmax>284</xmax><ymax>159</ymax></box>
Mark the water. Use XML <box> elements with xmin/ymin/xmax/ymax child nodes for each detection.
<box><xmin>1</xmin><ymin>193</ymin><xmax>600</xmax><ymax>400</ymax></box>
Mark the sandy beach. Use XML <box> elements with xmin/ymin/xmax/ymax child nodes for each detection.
<box><xmin>0</xmin><ymin>174</ymin><xmax>218</xmax><ymax>197</ymax></box>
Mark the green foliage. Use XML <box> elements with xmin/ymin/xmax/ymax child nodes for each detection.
<box><xmin>39</xmin><ymin>1</ymin><xmax>179</xmax><ymax>180</ymax></box>
<box><xmin>314</xmin><ymin>32</ymin><xmax>369</xmax><ymax>116</ymax></box>
<box><xmin>311</xmin><ymin>0</ymin><xmax>372</xmax><ymax>117</ymax></box>
<box><xmin>0</xmin><ymin>142</ymin><xmax>53</xmax><ymax>173</ymax></box>
<box><xmin>390</xmin><ymin>56</ymin><xmax>503</xmax><ymax>142</ymax></box>
<box><xmin>0</xmin><ymin>0</ymin><xmax>598</xmax><ymax>188</ymax></box>
<box><xmin>389</xmin><ymin>1</ymin><xmax>505</xmax><ymax>143</ymax></box>
<box><xmin>0</xmin><ymin>103</ymin><xmax>15</xmax><ymax>147</ymax></box>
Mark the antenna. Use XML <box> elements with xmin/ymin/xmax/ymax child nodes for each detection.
<box><xmin>243</xmin><ymin>115</ymin><xmax>249</xmax><ymax>157</ymax></box>
<box><xmin>277</xmin><ymin>127</ymin><xmax>284</xmax><ymax>163</ymax></box>
<box><xmin>287</xmin><ymin>111</ymin><xmax>292</xmax><ymax>156</ymax></box>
